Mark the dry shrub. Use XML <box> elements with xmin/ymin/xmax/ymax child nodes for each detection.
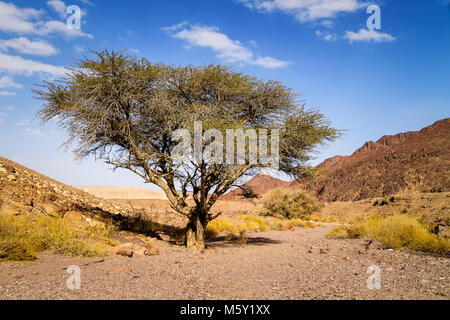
<box><xmin>205</xmin><ymin>214</ymin><xmax>314</xmax><ymax>240</ymax></box>
<box><xmin>262</xmin><ymin>188</ymin><xmax>322</xmax><ymax>220</ymax></box>
<box><xmin>328</xmin><ymin>215</ymin><xmax>449</xmax><ymax>253</ymax></box>
<box><xmin>0</xmin><ymin>213</ymin><xmax>117</xmax><ymax>261</ymax></box>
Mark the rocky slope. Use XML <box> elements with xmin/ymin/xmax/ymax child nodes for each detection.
<box><xmin>291</xmin><ymin>118</ymin><xmax>450</xmax><ymax>201</ymax></box>
<box><xmin>220</xmin><ymin>174</ymin><xmax>290</xmax><ymax>200</ymax></box>
<box><xmin>0</xmin><ymin>156</ymin><xmax>131</xmax><ymax>220</ymax></box>
<box><xmin>226</xmin><ymin>118</ymin><xmax>450</xmax><ymax>202</ymax></box>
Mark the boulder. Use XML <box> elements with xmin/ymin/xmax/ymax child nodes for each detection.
<box><xmin>132</xmin><ymin>243</ymin><xmax>159</xmax><ymax>256</ymax></box>
<box><xmin>109</xmin><ymin>243</ymin><xmax>134</xmax><ymax>257</ymax></box>
<box><xmin>145</xmin><ymin>246</ymin><xmax>159</xmax><ymax>256</ymax></box>
<box><xmin>36</xmin><ymin>202</ymin><xmax>63</xmax><ymax>216</ymax></box>
<box><xmin>109</xmin><ymin>242</ymin><xmax>159</xmax><ymax>258</ymax></box>
<box><xmin>64</xmin><ymin>211</ymin><xmax>84</xmax><ymax>221</ymax></box>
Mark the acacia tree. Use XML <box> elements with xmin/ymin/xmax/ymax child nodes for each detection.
<box><xmin>34</xmin><ymin>50</ymin><xmax>340</xmax><ymax>249</ymax></box>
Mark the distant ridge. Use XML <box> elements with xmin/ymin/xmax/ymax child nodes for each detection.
<box><xmin>220</xmin><ymin>174</ymin><xmax>290</xmax><ymax>200</ymax></box>
<box><xmin>224</xmin><ymin>118</ymin><xmax>450</xmax><ymax>202</ymax></box>
<box><xmin>290</xmin><ymin>118</ymin><xmax>450</xmax><ymax>201</ymax></box>
<box><xmin>77</xmin><ymin>186</ymin><xmax>168</xmax><ymax>200</ymax></box>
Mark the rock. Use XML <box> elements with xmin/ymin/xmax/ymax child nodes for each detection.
<box><xmin>109</xmin><ymin>243</ymin><xmax>134</xmax><ymax>257</ymax></box>
<box><xmin>84</xmin><ymin>217</ymin><xmax>105</xmax><ymax>228</ymax></box>
<box><xmin>6</xmin><ymin>175</ymin><xmax>16</xmax><ymax>181</ymax></box>
<box><xmin>145</xmin><ymin>245</ymin><xmax>159</xmax><ymax>256</ymax></box>
<box><xmin>364</xmin><ymin>239</ymin><xmax>383</xmax><ymax>250</ymax></box>
<box><xmin>0</xmin><ymin>167</ymin><xmax>7</xmax><ymax>174</ymax></box>
<box><xmin>64</xmin><ymin>211</ymin><xmax>84</xmax><ymax>221</ymax></box>
<box><xmin>156</xmin><ymin>231</ymin><xmax>172</xmax><ymax>242</ymax></box>
<box><xmin>132</xmin><ymin>243</ymin><xmax>159</xmax><ymax>256</ymax></box>
<box><xmin>36</xmin><ymin>202</ymin><xmax>63</xmax><ymax>216</ymax></box>
<box><xmin>133</xmin><ymin>247</ymin><xmax>147</xmax><ymax>256</ymax></box>
<box><xmin>431</xmin><ymin>224</ymin><xmax>450</xmax><ymax>238</ymax></box>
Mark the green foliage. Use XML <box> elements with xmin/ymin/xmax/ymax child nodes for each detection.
<box><xmin>328</xmin><ymin>215</ymin><xmax>449</xmax><ymax>253</ymax></box>
<box><xmin>34</xmin><ymin>49</ymin><xmax>341</xmax><ymax>247</ymax></box>
<box><xmin>0</xmin><ymin>213</ymin><xmax>117</xmax><ymax>261</ymax></box>
<box><xmin>262</xmin><ymin>188</ymin><xmax>322</xmax><ymax>219</ymax></box>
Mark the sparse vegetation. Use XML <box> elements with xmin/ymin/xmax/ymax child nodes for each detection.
<box><xmin>328</xmin><ymin>215</ymin><xmax>449</xmax><ymax>253</ymax></box>
<box><xmin>35</xmin><ymin>49</ymin><xmax>340</xmax><ymax>249</ymax></box>
<box><xmin>205</xmin><ymin>214</ymin><xmax>315</xmax><ymax>241</ymax></box>
<box><xmin>262</xmin><ymin>188</ymin><xmax>322</xmax><ymax>220</ymax></box>
<box><xmin>0</xmin><ymin>213</ymin><xmax>117</xmax><ymax>261</ymax></box>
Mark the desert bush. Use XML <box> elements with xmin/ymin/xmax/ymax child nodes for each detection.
<box><xmin>0</xmin><ymin>213</ymin><xmax>117</xmax><ymax>261</ymax></box>
<box><xmin>205</xmin><ymin>214</ymin><xmax>315</xmax><ymax>240</ymax></box>
<box><xmin>262</xmin><ymin>188</ymin><xmax>322</xmax><ymax>219</ymax></box>
<box><xmin>328</xmin><ymin>215</ymin><xmax>449</xmax><ymax>253</ymax></box>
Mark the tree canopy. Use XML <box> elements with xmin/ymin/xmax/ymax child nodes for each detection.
<box><xmin>34</xmin><ymin>49</ymin><xmax>341</xmax><ymax>248</ymax></box>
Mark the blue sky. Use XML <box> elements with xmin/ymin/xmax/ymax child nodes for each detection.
<box><xmin>0</xmin><ymin>0</ymin><xmax>449</xmax><ymax>188</ymax></box>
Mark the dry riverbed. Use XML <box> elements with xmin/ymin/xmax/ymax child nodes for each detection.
<box><xmin>0</xmin><ymin>225</ymin><xmax>448</xmax><ymax>300</ymax></box>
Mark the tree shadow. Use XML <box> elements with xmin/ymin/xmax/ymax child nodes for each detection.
<box><xmin>206</xmin><ymin>235</ymin><xmax>282</xmax><ymax>248</ymax></box>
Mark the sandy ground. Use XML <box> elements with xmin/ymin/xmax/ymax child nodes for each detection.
<box><xmin>75</xmin><ymin>186</ymin><xmax>169</xmax><ymax>200</ymax></box>
<box><xmin>0</xmin><ymin>225</ymin><xmax>448</xmax><ymax>300</ymax></box>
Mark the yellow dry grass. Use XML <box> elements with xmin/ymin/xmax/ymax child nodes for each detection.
<box><xmin>0</xmin><ymin>213</ymin><xmax>117</xmax><ymax>261</ymax></box>
<box><xmin>205</xmin><ymin>214</ymin><xmax>315</xmax><ymax>240</ymax></box>
<box><xmin>328</xmin><ymin>214</ymin><xmax>449</xmax><ymax>253</ymax></box>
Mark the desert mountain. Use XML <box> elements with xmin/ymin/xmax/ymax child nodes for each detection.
<box><xmin>0</xmin><ymin>156</ymin><xmax>130</xmax><ymax>219</ymax></box>
<box><xmin>221</xmin><ymin>174</ymin><xmax>290</xmax><ymax>200</ymax></box>
<box><xmin>227</xmin><ymin>118</ymin><xmax>450</xmax><ymax>202</ymax></box>
<box><xmin>290</xmin><ymin>118</ymin><xmax>450</xmax><ymax>201</ymax></box>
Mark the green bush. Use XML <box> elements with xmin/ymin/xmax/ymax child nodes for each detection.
<box><xmin>262</xmin><ymin>188</ymin><xmax>322</xmax><ymax>219</ymax></box>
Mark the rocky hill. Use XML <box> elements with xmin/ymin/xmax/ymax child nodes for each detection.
<box><xmin>221</xmin><ymin>174</ymin><xmax>290</xmax><ymax>200</ymax></box>
<box><xmin>291</xmin><ymin>118</ymin><xmax>450</xmax><ymax>201</ymax></box>
<box><xmin>226</xmin><ymin>118</ymin><xmax>450</xmax><ymax>202</ymax></box>
<box><xmin>0</xmin><ymin>156</ymin><xmax>131</xmax><ymax>220</ymax></box>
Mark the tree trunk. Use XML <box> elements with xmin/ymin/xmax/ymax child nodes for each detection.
<box><xmin>185</xmin><ymin>214</ymin><xmax>206</xmax><ymax>250</ymax></box>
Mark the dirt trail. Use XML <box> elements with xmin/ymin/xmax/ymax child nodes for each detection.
<box><xmin>0</xmin><ymin>225</ymin><xmax>448</xmax><ymax>300</ymax></box>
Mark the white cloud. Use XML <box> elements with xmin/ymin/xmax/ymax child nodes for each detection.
<box><xmin>0</xmin><ymin>53</ymin><xmax>67</xmax><ymax>77</ymax></box>
<box><xmin>166</xmin><ymin>24</ymin><xmax>289</xmax><ymax>69</ymax></box>
<box><xmin>0</xmin><ymin>91</ymin><xmax>16</xmax><ymax>96</ymax></box>
<box><xmin>162</xmin><ymin>21</ymin><xmax>188</xmax><ymax>32</ymax></box>
<box><xmin>237</xmin><ymin>0</ymin><xmax>367</xmax><ymax>22</ymax></box>
<box><xmin>16</xmin><ymin>119</ymin><xmax>30</xmax><ymax>126</ymax></box>
<box><xmin>35</xmin><ymin>20</ymin><xmax>93</xmax><ymax>38</ymax></box>
<box><xmin>0</xmin><ymin>37</ymin><xmax>58</xmax><ymax>56</ymax></box>
<box><xmin>0</xmin><ymin>1</ymin><xmax>92</xmax><ymax>38</ymax></box>
<box><xmin>47</xmin><ymin>0</ymin><xmax>67</xmax><ymax>19</ymax></box>
<box><xmin>344</xmin><ymin>28</ymin><xmax>396</xmax><ymax>43</ymax></box>
<box><xmin>315</xmin><ymin>30</ymin><xmax>337</xmax><ymax>41</ymax></box>
<box><xmin>79</xmin><ymin>0</ymin><xmax>94</xmax><ymax>6</ymax></box>
<box><xmin>0</xmin><ymin>118</ymin><xmax>4</xmax><ymax>123</ymax></box>
<box><xmin>128</xmin><ymin>48</ymin><xmax>140</xmax><ymax>55</ymax></box>
<box><xmin>0</xmin><ymin>75</ymin><xmax>22</xmax><ymax>89</ymax></box>
<box><xmin>0</xmin><ymin>1</ymin><xmax>43</xmax><ymax>34</ymax></box>
<box><xmin>23</xmin><ymin>128</ymin><xmax>45</xmax><ymax>136</ymax></box>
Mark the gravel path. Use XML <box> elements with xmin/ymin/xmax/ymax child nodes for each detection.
<box><xmin>0</xmin><ymin>225</ymin><xmax>448</xmax><ymax>300</ymax></box>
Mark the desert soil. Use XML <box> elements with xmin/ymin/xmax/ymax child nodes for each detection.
<box><xmin>0</xmin><ymin>225</ymin><xmax>448</xmax><ymax>300</ymax></box>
